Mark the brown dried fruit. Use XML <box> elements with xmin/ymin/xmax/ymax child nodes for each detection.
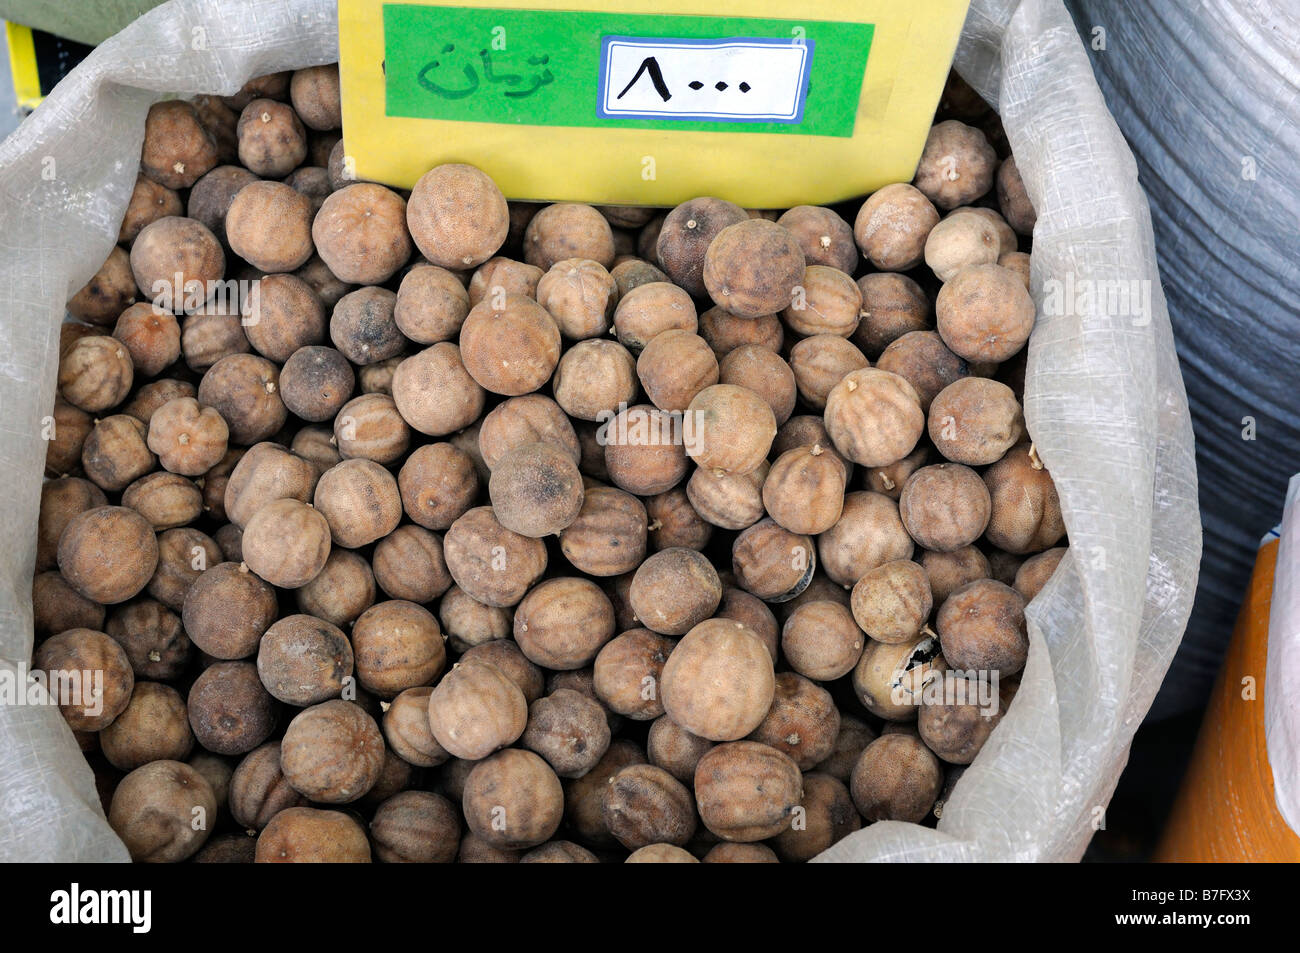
<box><xmin>427</xmin><ymin>657</ymin><xmax>529</xmax><ymax>760</ymax></box>
<box><xmin>852</xmin><ymin>631</ymin><xmax>947</xmax><ymax>722</ymax></box>
<box><xmin>371</xmin><ymin>791</ymin><xmax>461</xmax><ymax>863</ymax></box>
<box><xmin>777</xmin><ymin>205</ymin><xmax>857</xmax><ymax>273</ymax></box>
<box><xmin>935</xmin><ymin>263</ymin><xmax>1036</xmax><ymax>363</ymax></box>
<box><xmin>255</xmin><ymin>806</ymin><xmax>371</xmax><ymax>863</ymax></box>
<box><xmin>58</xmin><ymin>506</ymin><xmax>159</xmax><ymax>605</ymax></box>
<box><xmin>313</xmin><ymin>458</ymin><xmax>402</xmax><ymax>548</ymax></box>
<box><xmin>854</xmin><ymin>272</ymin><xmax>931</xmax><ymax>359</ymax></box>
<box><xmin>924</xmin><ymin>211</ymin><xmax>1000</xmax><ymax>282</ymax></box>
<box><xmin>685</xmin><ymin>384</ymin><xmax>776</xmax><ymax>476</ymax></box>
<box><xmin>236</xmin><ymin>98</ymin><xmax>306</xmax><ymax>177</ymax></box>
<box><xmin>593</xmin><ymin>628</ymin><xmax>676</xmax><ymax>721</ymax></box>
<box><xmin>1014</xmin><ymin>546</ymin><xmax>1066</xmax><ymax>601</ymax></box>
<box><xmin>256</xmin><ymin>614</ymin><xmax>353</xmax><ymax>706</ymax></box>
<box><xmin>789</xmin><ymin>335</ymin><xmax>869</xmax><ymax>411</ymax></box>
<box><xmin>182</xmin><ymin>561</ymin><xmax>277</xmax><ymax>659</ymax></box>
<box><xmin>81</xmin><ymin>414</ymin><xmax>154</xmax><ymax>492</ymax></box>
<box><xmin>109</xmin><ymin>760</ymin><xmax>216</xmax><ymax>862</ymax></box>
<box><xmin>229</xmin><ymin>741</ymin><xmax>305</xmax><ymax>830</ymax></box>
<box><xmin>912</xmin><ymin>120</ymin><xmax>997</xmax><ymax>211</ymax></box>
<box><xmin>703</xmin><ymin>218</ymin><xmax>805</xmax><ymax>317</ymax></box>
<box><xmin>489</xmin><ymin>441</ymin><xmax>585</xmax><ymax>538</ymax></box>
<box><xmin>851</xmin><ymin>733</ymin><xmax>943</xmax><ymax>822</ymax></box>
<box><xmin>771</xmin><ymin>772</ymin><xmax>861</xmax><ymax>862</ymax></box>
<box><xmin>718</xmin><ymin>344</ymin><xmax>797</xmax><ymax>427</ymax></box>
<box><xmin>629</xmin><ymin>548</ymin><xmax>721</xmax><ymax>636</ymax></box>
<box><xmin>731</xmin><ymin>518</ymin><xmax>815</xmax><ymax>602</ymax></box>
<box><xmin>762</xmin><ymin>444</ymin><xmax>847</xmax><ymax>535</ymax></box>
<box><xmin>748</xmin><ymin>672</ymin><xmax>840</xmax><ymax>770</ymax></box>
<box><xmin>121</xmin><ymin>471</ymin><xmax>203</xmax><ymax>529</ymax></box>
<box><xmin>140</xmin><ymin>100</ymin><xmax>220</xmax><ymax>189</ymax></box>
<box><xmin>602</xmin><ymin>763</ymin><xmax>696</xmax><ymax>849</ymax></box>
<box><xmin>223</xmin><ymin>441</ymin><xmax>316</xmax><ymax>528</ymax></box>
<box><xmin>824</xmin><ymin>367</ymin><xmax>923</xmax><ymax>467</ymax></box>
<box><xmin>983</xmin><ymin>443</ymin><xmax>1066</xmax><ymax>554</ymax></box>
<box><xmin>660</xmin><ymin>618</ymin><xmax>774</xmax><ymax>742</ymax></box>
<box><xmin>394</xmin><ymin>263</ymin><xmax>471</xmax><ymax>344</ymax></box>
<box><xmin>290</xmin><ymin>65</ymin><xmax>342</xmax><ymax>130</ymax></box>
<box><xmin>188</xmin><ymin>660</ymin><xmax>277</xmax><ymax>755</ymax></box>
<box><xmin>372</xmin><ymin>524</ymin><xmax>452</xmax><ymax>603</ymax></box>
<box><xmin>602</xmin><ymin>404</ymin><xmax>690</xmax><ymax>496</ymax></box>
<box><xmin>295</xmin><ymin>548</ymin><xmax>376</xmax><ymax>627</ymax></box>
<box><xmin>656</xmin><ymin>197</ymin><xmax>747</xmax><ymax>297</ymax></box>
<box><xmin>853</xmin><ymin>183</ymin><xmax>940</xmax><ymax>271</ymax></box>
<box><xmin>459</xmin><ymin>293</ymin><xmax>561</xmax><ymax>396</ymax></box>
<box><xmin>396</xmin><ymin>442</ymin><xmax>478</xmax><ymax>531</ymax></box>
<box><xmin>921</xmin><ymin>545</ymin><xmax>992</xmax><ymax>604</ymax></box>
<box><xmin>936</xmin><ymin>578</ymin><xmax>1029</xmax><ymax>674</ymax></box>
<box><xmin>100</xmin><ymin>681</ymin><xmax>194</xmax><ymax>770</ymax></box>
<box><xmin>462</xmin><ymin>748</ymin><xmax>564</xmax><ymax>849</ymax></box>
<box><xmin>32</xmin><ymin>628</ymin><xmax>134</xmax><ymax>731</ymax></box>
<box><xmin>197</xmin><ymin>353</ymin><xmax>286</xmax><ymax>445</ymax></box>
<box><xmin>443</xmin><ymin>506</ymin><xmax>548</xmax><ymax>608</ymax></box>
<box><xmin>699</xmin><ymin>305</ymin><xmax>784</xmax><ymax>358</ymax></box>
<box><xmin>536</xmin><ymin>258</ymin><xmax>618</xmax><ymax>340</ymax></box>
<box><xmin>281</xmin><ymin>699</ymin><xmax>384</xmax><ymax>802</ymax></box>
<box><xmin>613</xmin><ymin>281</ymin><xmax>698</xmax><ymax>351</ymax></box>
<box><xmin>522</xmin><ymin>688</ymin><xmax>612</xmax><ymax>778</ymax></box>
<box><xmin>851</xmin><ymin>559</ymin><xmax>934</xmax><ymax>644</ymax></box>
<box><xmin>130</xmin><ymin>216</ymin><xmax>225</xmax><ymax>310</ymax></box>
<box><xmin>147</xmin><ymin>527</ymin><xmax>221</xmax><ymax>611</ymax></box>
<box><xmin>997</xmin><ymin>155</ymin><xmax>1037</xmax><ymax>235</ymax></box>
<box><xmin>147</xmin><ymin>396</ymin><xmax>229</xmax><ymax>475</ymax></box>
<box><xmin>524</xmin><ymin>203</ymin><xmax>615</xmax><ymax>271</ymax></box>
<box><xmin>513</xmin><ymin>577</ymin><xmax>616</xmax><ymax>670</ymax></box>
<box><xmin>122</xmin><ymin>174</ymin><xmax>184</xmax><ymax>245</ymax></box>
<box><xmin>899</xmin><ymin>463</ymin><xmax>992</xmax><ymax>552</ymax></box>
<box><xmin>781</xmin><ymin>600</ymin><xmax>865</xmax><ymax>682</ymax></box>
<box><xmin>694</xmin><ymin>741</ymin><xmax>802</xmax><ymax>841</ymax></box>
<box><xmin>818</xmin><ymin>490</ymin><xmax>914</xmax><ymax>587</ymax></box>
<box><xmin>59</xmin><ymin>335</ymin><xmax>134</xmax><ymax>413</ymax></box>
<box><xmin>782</xmin><ymin>264</ymin><xmax>862</xmax><ymax>338</ymax></box>
<box><xmin>113</xmin><ymin>303</ymin><xmax>180</xmax><ymax>376</ymax></box>
<box><xmin>313</xmin><ymin>183</ymin><xmax>413</xmax><ymax>285</ymax></box>
<box><xmin>351</xmin><ymin>600</ymin><xmax>446</xmax><ymax>697</ymax></box>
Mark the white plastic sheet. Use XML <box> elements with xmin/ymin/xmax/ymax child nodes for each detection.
<box><xmin>1265</xmin><ymin>477</ymin><xmax>1300</xmax><ymax>835</ymax></box>
<box><xmin>0</xmin><ymin>0</ymin><xmax>1200</xmax><ymax>862</ymax></box>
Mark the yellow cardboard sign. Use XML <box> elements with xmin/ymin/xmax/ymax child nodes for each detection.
<box><xmin>338</xmin><ymin>0</ymin><xmax>970</xmax><ymax>207</ymax></box>
<box><xmin>6</xmin><ymin>22</ymin><xmax>44</xmax><ymax>110</ymax></box>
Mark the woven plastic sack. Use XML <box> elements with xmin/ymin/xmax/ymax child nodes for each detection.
<box><xmin>1266</xmin><ymin>476</ymin><xmax>1300</xmax><ymax>835</ymax></box>
<box><xmin>0</xmin><ymin>0</ymin><xmax>1199</xmax><ymax>863</ymax></box>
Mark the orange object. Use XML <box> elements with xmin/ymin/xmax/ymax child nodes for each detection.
<box><xmin>1155</xmin><ymin>539</ymin><xmax>1300</xmax><ymax>861</ymax></box>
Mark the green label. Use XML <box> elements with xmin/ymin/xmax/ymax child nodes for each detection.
<box><xmin>382</xmin><ymin>5</ymin><xmax>873</xmax><ymax>137</ymax></box>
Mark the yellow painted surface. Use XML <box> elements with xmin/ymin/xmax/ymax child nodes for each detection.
<box><xmin>338</xmin><ymin>0</ymin><xmax>969</xmax><ymax>205</ymax></box>
<box><xmin>5</xmin><ymin>22</ymin><xmax>43</xmax><ymax>110</ymax></box>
